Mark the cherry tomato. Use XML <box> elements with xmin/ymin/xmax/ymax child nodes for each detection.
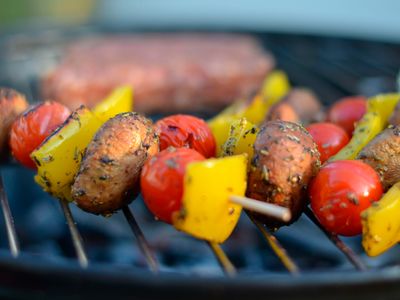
<box><xmin>141</xmin><ymin>147</ymin><xmax>206</xmax><ymax>224</ymax></box>
<box><xmin>309</xmin><ymin>160</ymin><xmax>383</xmax><ymax>236</ymax></box>
<box><xmin>306</xmin><ymin>122</ymin><xmax>350</xmax><ymax>163</ymax></box>
<box><xmin>155</xmin><ymin>114</ymin><xmax>216</xmax><ymax>158</ymax></box>
<box><xmin>327</xmin><ymin>96</ymin><xmax>367</xmax><ymax>136</ymax></box>
<box><xmin>9</xmin><ymin>101</ymin><xmax>71</xmax><ymax>169</ymax></box>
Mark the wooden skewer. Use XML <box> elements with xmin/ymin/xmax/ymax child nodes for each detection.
<box><xmin>247</xmin><ymin>212</ymin><xmax>299</xmax><ymax>275</ymax></box>
<box><xmin>59</xmin><ymin>199</ymin><xmax>89</xmax><ymax>268</ymax></box>
<box><xmin>207</xmin><ymin>241</ymin><xmax>237</xmax><ymax>277</ymax></box>
<box><xmin>122</xmin><ymin>206</ymin><xmax>159</xmax><ymax>274</ymax></box>
<box><xmin>304</xmin><ymin>207</ymin><xmax>367</xmax><ymax>271</ymax></box>
<box><xmin>230</xmin><ymin>195</ymin><xmax>291</xmax><ymax>222</ymax></box>
<box><xmin>0</xmin><ymin>175</ymin><xmax>19</xmax><ymax>258</ymax></box>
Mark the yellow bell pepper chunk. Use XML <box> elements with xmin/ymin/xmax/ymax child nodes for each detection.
<box><xmin>362</xmin><ymin>182</ymin><xmax>400</xmax><ymax>256</ymax></box>
<box><xmin>31</xmin><ymin>106</ymin><xmax>102</xmax><ymax>201</ymax></box>
<box><xmin>173</xmin><ymin>154</ymin><xmax>247</xmax><ymax>243</ymax></box>
<box><xmin>330</xmin><ymin>93</ymin><xmax>400</xmax><ymax>161</ymax></box>
<box><xmin>329</xmin><ymin>112</ymin><xmax>382</xmax><ymax>161</ymax></box>
<box><xmin>260</xmin><ymin>70</ymin><xmax>291</xmax><ymax>104</ymax></box>
<box><xmin>236</xmin><ymin>70</ymin><xmax>290</xmax><ymax>124</ymax></box>
<box><xmin>221</xmin><ymin>118</ymin><xmax>258</xmax><ymax>161</ymax></box>
<box><xmin>208</xmin><ymin>70</ymin><xmax>290</xmax><ymax>155</ymax></box>
<box><xmin>92</xmin><ymin>86</ymin><xmax>134</xmax><ymax>122</ymax></box>
<box><xmin>367</xmin><ymin>93</ymin><xmax>399</xmax><ymax>125</ymax></box>
<box><xmin>239</xmin><ymin>94</ymin><xmax>269</xmax><ymax>125</ymax></box>
<box><xmin>208</xmin><ymin>115</ymin><xmax>237</xmax><ymax>157</ymax></box>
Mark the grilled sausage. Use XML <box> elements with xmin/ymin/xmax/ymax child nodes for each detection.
<box><xmin>357</xmin><ymin>126</ymin><xmax>400</xmax><ymax>190</ymax></box>
<box><xmin>246</xmin><ymin>121</ymin><xmax>320</xmax><ymax>228</ymax></box>
<box><xmin>0</xmin><ymin>88</ymin><xmax>28</xmax><ymax>155</ymax></box>
<box><xmin>72</xmin><ymin>112</ymin><xmax>159</xmax><ymax>215</ymax></box>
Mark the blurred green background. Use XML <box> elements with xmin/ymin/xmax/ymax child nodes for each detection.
<box><xmin>0</xmin><ymin>0</ymin><xmax>95</xmax><ymax>28</ymax></box>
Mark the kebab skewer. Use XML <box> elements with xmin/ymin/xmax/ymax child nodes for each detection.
<box><xmin>7</xmin><ymin>92</ymin><xmax>291</xmax><ymax>274</ymax></box>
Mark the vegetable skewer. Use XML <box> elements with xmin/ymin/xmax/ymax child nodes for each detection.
<box><xmin>7</xmin><ymin>87</ymin><xmax>162</xmax><ymax>270</ymax></box>
<box><xmin>219</xmin><ymin>117</ymin><xmax>368</xmax><ymax>271</ymax></box>
<box><xmin>154</xmin><ymin>114</ymin><xmax>292</xmax><ymax>223</ymax></box>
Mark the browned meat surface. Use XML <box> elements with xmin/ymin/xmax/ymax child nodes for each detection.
<box><xmin>0</xmin><ymin>88</ymin><xmax>28</xmax><ymax>155</ymax></box>
<box><xmin>282</xmin><ymin>88</ymin><xmax>323</xmax><ymax>123</ymax></box>
<box><xmin>72</xmin><ymin>112</ymin><xmax>159</xmax><ymax>215</ymax></box>
<box><xmin>266</xmin><ymin>102</ymin><xmax>300</xmax><ymax>123</ymax></box>
<box><xmin>246</xmin><ymin>121</ymin><xmax>320</xmax><ymax>228</ymax></box>
<box><xmin>357</xmin><ymin>126</ymin><xmax>400</xmax><ymax>190</ymax></box>
<box><xmin>41</xmin><ymin>34</ymin><xmax>274</xmax><ymax>113</ymax></box>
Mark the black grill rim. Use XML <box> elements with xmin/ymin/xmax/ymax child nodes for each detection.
<box><xmin>1</xmin><ymin>252</ymin><xmax>400</xmax><ymax>300</ymax></box>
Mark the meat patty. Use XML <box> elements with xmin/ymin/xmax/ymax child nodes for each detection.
<box><xmin>0</xmin><ymin>88</ymin><xmax>28</xmax><ymax>155</ymax></box>
<box><xmin>71</xmin><ymin>112</ymin><xmax>159</xmax><ymax>215</ymax></box>
<box><xmin>358</xmin><ymin>125</ymin><xmax>400</xmax><ymax>190</ymax></box>
<box><xmin>41</xmin><ymin>34</ymin><xmax>274</xmax><ymax>113</ymax></box>
<box><xmin>246</xmin><ymin>121</ymin><xmax>320</xmax><ymax>228</ymax></box>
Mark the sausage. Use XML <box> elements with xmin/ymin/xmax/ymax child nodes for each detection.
<box><xmin>0</xmin><ymin>88</ymin><xmax>28</xmax><ymax>155</ymax></box>
<box><xmin>357</xmin><ymin>125</ymin><xmax>400</xmax><ymax>190</ymax></box>
<box><xmin>266</xmin><ymin>102</ymin><xmax>300</xmax><ymax>123</ymax></box>
<box><xmin>282</xmin><ymin>88</ymin><xmax>323</xmax><ymax>123</ymax></box>
<box><xmin>246</xmin><ymin>121</ymin><xmax>320</xmax><ymax>228</ymax></box>
<box><xmin>71</xmin><ymin>112</ymin><xmax>159</xmax><ymax>215</ymax></box>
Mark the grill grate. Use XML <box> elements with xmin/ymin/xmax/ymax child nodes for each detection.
<box><xmin>1</xmin><ymin>27</ymin><xmax>400</xmax><ymax>298</ymax></box>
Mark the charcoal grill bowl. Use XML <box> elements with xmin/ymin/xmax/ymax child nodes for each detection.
<box><xmin>1</xmin><ymin>253</ymin><xmax>400</xmax><ymax>300</ymax></box>
<box><xmin>1</xmin><ymin>24</ymin><xmax>400</xmax><ymax>300</ymax></box>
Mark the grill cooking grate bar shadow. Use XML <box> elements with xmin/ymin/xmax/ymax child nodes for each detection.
<box><xmin>0</xmin><ymin>174</ymin><xmax>19</xmax><ymax>258</ymax></box>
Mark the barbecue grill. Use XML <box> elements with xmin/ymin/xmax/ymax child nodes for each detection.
<box><xmin>1</xmin><ymin>24</ymin><xmax>400</xmax><ymax>300</ymax></box>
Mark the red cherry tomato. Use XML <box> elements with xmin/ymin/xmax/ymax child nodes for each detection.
<box><xmin>327</xmin><ymin>96</ymin><xmax>367</xmax><ymax>136</ymax></box>
<box><xmin>141</xmin><ymin>147</ymin><xmax>206</xmax><ymax>224</ymax></box>
<box><xmin>155</xmin><ymin>114</ymin><xmax>216</xmax><ymax>158</ymax></box>
<box><xmin>306</xmin><ymin>122</ymin><xmax>350</xmax><ymax>163</ymax></box>
<box><xmin>9</xmin><ymin>101</ymin><xmax>71</xmax><ymax>169</ymax></box>
<box><xmin>309</xmin><ymin>160</ymin><xmax>383</xmax><ymax>236</ymax></box>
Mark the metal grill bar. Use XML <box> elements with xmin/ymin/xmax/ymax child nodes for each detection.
<box><xmin>0</xmin><ymin>175</ymin><xmax>19</xmax><ymax>258</ymax></box>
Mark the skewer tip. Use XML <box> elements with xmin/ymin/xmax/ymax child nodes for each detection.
<box><xmin>229</xmin><ymin>195</ymin><xmax>291</xmax><ymax>222</ymax></box>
